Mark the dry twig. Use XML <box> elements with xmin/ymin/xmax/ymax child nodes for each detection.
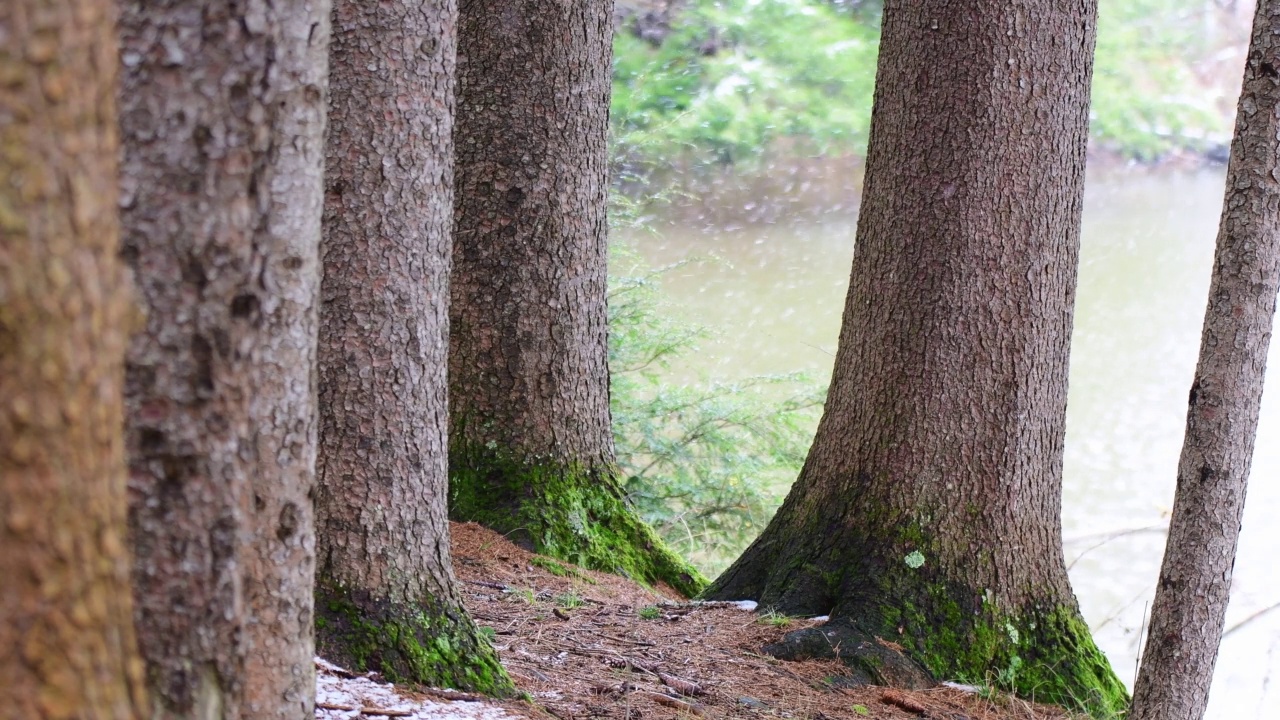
<box><xmin>316</xmin><ymin>701</ymin><xmax>412</xmax><ymax>717</ymax></box>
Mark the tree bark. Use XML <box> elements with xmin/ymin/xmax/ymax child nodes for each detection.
<box><xmin>706</xmin><ymin>1</ymin><xmax>1126</xmax><ymax>715</ymax></box>
<box><xmin>1129</xmin><ymin>4</ymin><xmax>1280</xmax><ymax>719</ymax></box>
<box><xmin>449</xmin><ymin>0</ymin><xmax>702</xmax><ymax>595</ymax></box>
<box><xmin>118</xmin><ymin>2</ymin><xmax>328</xmax><ymax>717</ymax></box>
<box><xmin>0</xmin><ymin>2</ymin><xmax>146</xmax><ymax>717</ymax></box>
<box><xmin>315</xmin><ymin>0</ymin><xmax>512</xmax><ymax>695</ymax></box>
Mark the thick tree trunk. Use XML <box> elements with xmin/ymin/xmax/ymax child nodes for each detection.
<box><xmin>118</xmin><ymin>2</ymin><xmax>328</xmax><ymax>717</ymax></box>
<box><xmin>1129</xmin><ymin>5</ymin><xmax>1280</xmax><ymax>719</ymax></box>
<box><xmin>315</xmin><ymin>0</ymin><xmax>512</xmax><ymax>695</ymax></box>
<box><xmin>0</xmin><ymin>2</ymin><xmax>145</xmax><ymax>717</ymax></box>
<box><xmin>706</xmin><ymin>1</ymin><xmax>1125</xmax><ymax>715</ymax></box>
<box><xmin>449</xmin><ymin>0</ymin><xmax>702</xmax><ymax>595</ymax></box>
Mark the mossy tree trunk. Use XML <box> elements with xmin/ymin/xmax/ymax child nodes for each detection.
<box><xmin>118</xmin><ymin>1</ymin><xmax>329</xmax><ymax>716</ymax></box>
<box><xmin>0</xmin><ymin>1</ymin><xmax>146</xmax><ymax>716</ymax></box>
<box><xmin>316</xmin><ymin>0</ymin><xmax>512</xmax><ymax>695</ymax></box>
<box><xmin>450</xmin><ymin>0</ymin><xmax>702</xmax><ymax>596</ymax></box>
<box><xmin>1130</xmin><ymin>6</ymin><xmax>1280</xmax><ymax>719</ymax></box>
<box><xmin>706</xmin><ymin>2</ymin><xmax>1126</xmax><ymax>715</ymax></box>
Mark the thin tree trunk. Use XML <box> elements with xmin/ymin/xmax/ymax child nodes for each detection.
<box><xmin>1130</xmin><ymin>4</ymin><xmax>1280</xmax><ymax>718</ymax></box>
<box><xmin>118</xmin><ymin>2</ymin><xmax>329</xmax><ymax>717</ymax></box>
<box><xmin>449</xmin><ymin>0</ymin><xmax>702</xmax><ymax>596</ymax></box>
<box><xmin>0</xmin><ymin>3</ymin><xmax>145</xmax><ymax>717</ymax></box>
<box><xmin>706</xmin><ymin>1</ymin><xmax>1125</xmax><ymax>715</ymax></box>
<box><xmin>315</xmin><ymin>0</ymin><xmax>512</xmax><ymax>694</ymax></box>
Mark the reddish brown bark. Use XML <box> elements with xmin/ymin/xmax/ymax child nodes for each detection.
<box><xmin>315</xmin><ymin>0</ymin><xmax>511</xmax><ymax>693</ymax></box>
<box><xmin>0</xmin><ymin>1</ymin><xmax>145</xmax><ymax>717</ymax></box>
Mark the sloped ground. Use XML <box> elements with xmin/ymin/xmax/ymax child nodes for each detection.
<box><xmin>316</xmin><ymin>522</ymin><xmax>1077</xmax><ymax>720</ymax></box>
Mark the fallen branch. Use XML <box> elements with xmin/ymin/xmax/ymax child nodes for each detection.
<box><xmin>633</xmin><ymin>691</ymin><xmax>705</xmax><ymax>716</ymax></box>
<box><xmin>594</xmin><ymin>631</ymin><xmax>656</xmax><ymax>647</ymax></box>
<box><xmin>465</xmin><ymin>579</ymin><xmax>510</xmax><ymax>591</ymax></box>
<box><xmin>1222</xmin><ymin>601</ymin><xmax>1280</xmax><ymax>640</ymax></box>
<box><xmin>316</xmin><ymin>701</ymin><xmax>412</xmax><ymax>717</ymax></box>
<box><xmin>1065</xmin><ymin>525</ymin><xmax>1167</xmax><ymax>570</ymax></box>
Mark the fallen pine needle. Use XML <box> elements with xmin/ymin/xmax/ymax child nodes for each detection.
<box><xmin>633</xmin><ymin>691</ymin><xmax>705</xmax><ymax>716</ymax></box>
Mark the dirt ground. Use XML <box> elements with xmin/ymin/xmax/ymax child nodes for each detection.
<box><xmin>445</xmin><ymin>522</ymin><xmax>1078</xmax><ymax>720</ymax></box>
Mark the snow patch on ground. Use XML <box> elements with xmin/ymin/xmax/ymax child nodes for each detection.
<box><xmin>315</xmin><ymin>658</ymin><xmax>521</xmax><ymax>720</ymax></box>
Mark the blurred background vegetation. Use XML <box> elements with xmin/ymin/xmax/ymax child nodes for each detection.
<box><xmin>606</xmin><ymin>0</ymin><xmax>1251</xmax><ymax>575</ymax></box>
<box><xmin>611</xmin><ymin>0</ymin><xmax>1241</xmax><ymax>175</ymax></box>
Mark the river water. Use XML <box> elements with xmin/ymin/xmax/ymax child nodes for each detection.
<box><xmin>620</xmin><ymin>167</ymin><xmax>1280</xmax><ymax>718</ymax></box>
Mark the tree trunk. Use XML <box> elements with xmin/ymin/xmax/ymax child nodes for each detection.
<box><xmin>315</xmin><ymin>0</ymin><xmax>512</xmax><ymax>695</ymax></box>
<box><xmin>118</xmin><ymin>2</ymin><xmax>328</xmax><ymax>717</ymax></box>
<box><xmin>449</xmin><ymin>0</ymin><xmax>702</xmax><ymax>596</ymax></box>
<box><xmin>706</xmin><ymin>2</ymin><xmax>1126</xmax><ymax>715</ymax></box>
<box><xmin>0</xmin><ymin>2</ymin><xmax>146</xmax><ymax>717</ymax></box>
<box><xmin>1129</xmin><ymin>5</ymin><xmax>1280</xmax><ymax>718</ymax></box>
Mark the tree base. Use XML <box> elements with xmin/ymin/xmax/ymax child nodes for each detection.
<box><xmin>707</xmin><ymin>519</ymin><xmax>1128</xmax><ymax>718</ymax></box>
<box><xmin>886</xmin><ymin>598</ymin><xmax>1128</xmax><ymax>718</ymax></box>
<box><xmin>449</xmin><ymin>445</ymin><xmax>707</xmax><ymax>597</ymax></box>
<box><xmin>764</xmin><ymin>620</ymin><xmax>936</xmax><ymax>689</ymax></box>
<box><xmin>315</xmin><ymin>581</ymin><xmax>514</xmax><ymax>696</ymax></box>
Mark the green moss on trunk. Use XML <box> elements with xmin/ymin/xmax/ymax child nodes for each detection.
<box><xmin>718</xmin><ymin>513</ymin><xmax>1128</xmax><ymax>718</ymax></box>
<box><xmin>883</xmin><ymin>593</ymin><xmax>1127</xmax><ymax>718</ymax></box>
<box><xmin>316</xmin><ymin>581</ymin><xmax>514</xmax><ymax>696</ymax></box>
<box><xmin>449</xmin><ymin>444</ymin><xmax>707</xmax><ymax>597</ymax></box>
<box><xmin>850</xmin><ymin>535</ymin><xmax>1127</xmax><ymax>719</ymax></box>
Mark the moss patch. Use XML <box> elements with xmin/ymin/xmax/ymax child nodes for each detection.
<box><xmin>863</xmin><ymin>526</ymin><xmax>1129</xmax><ymax>719</ymax></box>
<box><xmin>315</xmin><ymin>580</ymin><xmax>514</xmax><ymax>696</ymax></box>
<box><xmin>449</xmin><ymin>443</ymin><xmax>707</xmax><ymax>597</ymax></box>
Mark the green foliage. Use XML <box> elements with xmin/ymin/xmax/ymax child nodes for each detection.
<box><xmin>506</xmin><ymin>588</ymin><xmax>537</xmax><ymax>605</ymax></box>
<box><xmin>758</xmin><ymin>609</ymin><xmax>794</xmax><ymax>628</ymax></box>
<box><xmin>555</xmin><ymin>592</ymin><xmax>585</xmax><ymax>609</ymax></box>
<box><xmin>611</xmin><ymin>0</ymin><xmax>1232</xmax><ymax>167</ymax></box>
<box><xmin>1091</xmin><ymin>0</ymin><xmax>1228</xmax><ymax>159</ymax></box>
<box><xmin>612</xmin><ymin>0</ymin><xmax>879</xmax><ymax>167</ymax></box>
<box><xmin>638</xmin><ymin>605</ymin><xmax>663</xmax><ymax>620</ymax></box>
<box><xmin>608</xmin><ymin>249</ymin><xmax>824</xmax><ymax>574</ymax></box>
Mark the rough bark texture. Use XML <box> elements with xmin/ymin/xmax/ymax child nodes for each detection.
<box><xmin>1129</xmin><ymin>5</ymin><xmax>1280</xmax><ymax>719</ymax></box>
<box><xmin>0</xmin><ymin>2</ymin><xmax>146</xmax><ymax>717</ymax></box>
<box><xmin>450</xmin><ymin>0</ymin><xmax>702</xmax><ymax>596</ymax></box>
<box><xmin>706</xmin><ymin>2</ymin><xmax>1125</xmax><ymax>715</ymax></box>
<box><xmin>316</xmin><ymin>0</ymin><xmax>511</xmax><ymax>694</ymax></box>
<box><xmin>118</xmin><ymin>2</ymin><xmax>329</xmax><ymax>717</ymax></box>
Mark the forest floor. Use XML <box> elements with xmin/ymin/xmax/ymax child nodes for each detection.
<box><xmin>314</xmin><ymin>522</ymin><xmax>1079</xmax><ymax>720</ymax></box>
